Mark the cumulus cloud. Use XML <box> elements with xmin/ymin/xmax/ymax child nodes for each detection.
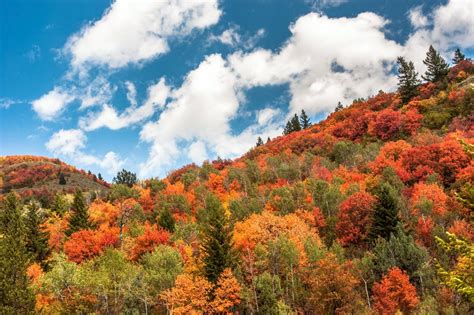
<box><xmin>79</xmin><ymin>78</ymin><xmax>170</xmax><ymax>131</ymax></box>
<box><xmin>64</xmin><ymin>0</ymin><xmax>221</xmax><ymax>71</ymax></box>
<box><xmin>31</xmin><ymin>87</ymin><xmax>75</xmax><ymax>120</ymax></box>
<box><xmin>46</xmin><ymin>129</ymin><xmax>124</xmax><ymax>175</ymax></box>
<box><xmin>210</xmin><ymin>26</ymin><xmax>265</xmax><ymax>49</ymax></box>
<box><xmin>408</xmin><ymin>6</ymin><xmax>428</xmax><ymax>29</ymax></box>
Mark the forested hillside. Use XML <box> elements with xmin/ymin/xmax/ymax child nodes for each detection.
<box><xmin>1</xmin><ymin>48</ymin><xmax>473</xmax><ymax>314</ymax></box>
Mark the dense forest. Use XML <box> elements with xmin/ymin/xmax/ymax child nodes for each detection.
<box><xmin>1</xmin><ymin>47</ymin><xmax>473</xmax><ymax>314</ymax></box>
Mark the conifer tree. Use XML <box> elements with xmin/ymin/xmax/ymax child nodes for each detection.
<box><xmin>0</xmin><ymin>193</ymin><xmax>35</xmax><ymax>313</ymax></box>
<box><xmin>369</xmin><ymin>183</ymin><xmax>400</xmax><ymax>242</ymax></box>
<box><xmin>256</xmin><ymin>137</ymin><xmax>264</xmax><ymax>147</ymax></box>
<box><xmin>66</xmin><ymin>191</ymin><xmax>90</xmax><ymax>236</ymax></box>
<box><xmin>300</xmin><ymin>110</ymin><xmax>311</xmax><ymax>129</ymax></box>
<box><xmin>113</xmin><ymin>169</ymin><xmax>138</xmax><ymax>187</ymax></box>
<box><xmin>98</xmin><ymin>173</ymin><xmax>103</xmax><ymax>181</ymax></box>
<box><xmin>290</xmin><ymin>114</ymin><xmax>302</xmax><ymax>132</ymax></box>
<box><xmin>422</xmin><ymin>45</ymin><xmax>449</xmax><ymax>82</ymax></box>
<box><xmin>58</xmin><ymin>173</ymin><xmax>67</xmax><ymax>185</ymax></box>
<box><xmin>452</xmin><ymin>48</ymin><xmax>465</xmax><ymax>64</ymax></box>
<box><xmin>335</xmin><ymin>101</ymin><xmax>344</xmax><ymax>112</ymax></box>
<box><xmin>266</xmin><ymin>137</ymin><xmax>271</xmax><ymax>143</ymax></box>
<box><xmin>283</xmin><ymin>120</ymin><xmax>293</xmax><ymax>135</ymax></box>
<box><xmin>25</xmin><ymin>202</ymin><xmax>50</xmax><ymax>264</ymax></box>
<box><xmin>200</xmin><ymin>194</ymin><xmax>234</xmax><ymax>283</ymax></box>
<box><xmin>158</xmin><ymin>207</ymin><xmax>176</xmax><ymax>233</ymax></box>
<box><xmin>397</xmin><ymin>56</ymin><xmax>420</xmax><ymax>103</ymax></box>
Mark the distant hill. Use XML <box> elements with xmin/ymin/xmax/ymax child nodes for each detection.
<box><xmin>0</xmin><ymin>155</ymin><xmax>109</xmax><ymax>198</ymax></box>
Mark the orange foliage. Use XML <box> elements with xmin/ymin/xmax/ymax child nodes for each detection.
<box><xmin>63</xmin><ymin>227</ymin><xmax>119</xmax><ymax>263</ymax></box>
<box><xmin>372</xmin><ymin>267</ymin><xmax>419</xmax><ymax>315</ymax></box>
<box><xmin>411</xmin><ymin>182</ymin><xmax>448</xmax><ymax>218</ymax></box>
<box><xmin>89</xmin><ymin>200</ymin><xmax>119</xmax><ymax>227</ymax></box>
<box><xmin>138</xmin><ymin>188</ymin><xmax>154</xmax><ymax>214</ymax></box>
<box><xmin>161</xmin><ymin>274</ymin><xmax>212</xmax><ymax>314</ymax></box>
<box><xmin>130</xmin><ymin>223</ymin><xmax>170</xmax><ymax>260</ymax></box>
<box><xmin>27</xmin><ymin>263</ymin><xmax>43</xmax><ymax>284</ymax></box>
<box><xmin>43</xmin><ymin>214</ymin><xmax>68</xmax><ymax>252</ymax></box>
<box><xmin>448</xmin><ymin>220</ymin><xmax>474</xmax><ymax>241</ymax></box>
<box><xmin>210</xmin><ymin>268</ymin><xmax>241</xmax><ymax>313</ymax></box>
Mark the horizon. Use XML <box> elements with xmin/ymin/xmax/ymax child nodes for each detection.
<box><xmin>1</xmin><ymin>0</ymin><xmax>473</xmax><ymax>181</ymax></box>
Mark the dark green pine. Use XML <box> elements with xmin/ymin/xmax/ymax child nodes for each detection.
<box><xmin>369</xmin><ymin>183</ymin><xmax>400</xmax><ymax>242</ymax></box>
<box><xmin>25</xmin><ymin>202</ymin><xmax>50</xmax><ymax>265</ymax></box>
<box><xmin>66</xmin><ymin>191</ymin><xmax>90</xmax><ymax>236</ymax></box>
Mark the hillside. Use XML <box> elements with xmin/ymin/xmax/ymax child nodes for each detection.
<box><xmin>0</xmin><ymin>155</ymin><xmax>109</xmax><ymax>198</ymax></box>
<box><xmin>1</xmin><ymin>60</ymin><xmax>473</xmax><ymax>314</ymax></box>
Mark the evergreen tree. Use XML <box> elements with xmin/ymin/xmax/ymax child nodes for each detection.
<box><xmin>66</xmin><ymin>191</ymin><xmax>90</xmax><ymax>236</ymax></box>
<box><xmin>58</xmin><ymin>173</ymin><xmax>67</xmax><ymax>185</ymax></box>
<box><xmin>256</xmin><ymin>136</ymin><xmax>264</xmax><ymax>147</ymax></box>
<box><xmin>335</xmin><ymin>101</ymin><xmax>344</xmax><ymax>112</ymax></box>
<box><xmin>397</xmin><ymin>56</ymin><xmax>420</xmax><ymax>103</ymax></box>
<box><xmin>452</xmin><ymin>48</ymin><xmax>465</xmax><ymax>64</ymax></box>
<box><xmin>200</xmin><ymin>194</ymin><xmax>234</xmax><ymax>283</ymax></box>
<box><xmin>283</xmin><ymin>120</ymin><xmax>293</xmax><ymax>135</ymax></box>
<box><xmin>255</xmin><ymin>272</ymin><xmax>281</xmax><ymax>315</ymax></box>
<box><xmin>300</xmin><ymin>110</ymin><xmax>311</xmax><ymax>129</ymax></box>
<box><xmin>113</xmin><ymin>169</ymin><xmax>138</xmax><ymax>187</ymax></box>
<box><xmin>369</xmin><ymin>183</ymin><xmax>400</xmax><ymax>242</ymax></box>
<box><xmin>25</xmin><ymin>202</ymin><xmax>50</xmax><ymax>265</ymax></box>
<box><xmin>158</xmin><ymin>207</ymin><xmax>176</xmax><ymax>233</ymax></box>
<box><xmin>266</xmin><ymin>137</ymin><xmax>271</xmax><ymax>143</ymax></box>
<box><xmin>422</xmin><ymin>45</ymin><xmax>449</xmax><ymax>82</ymax></box>
<box><xmin>290</xmin><ymin>114</ymin><xmax>302</xmax><ymax>132</ymax></box>
<box><xmin>0</xmin><ymin>193</ymin><xmax>35</xmax><ymax>313</ymax></box>
<box><xmin>98</xmin><ymin>173</ymin><xmax>103</xmax><ymax>181</ymax></box>
<box><xmin>52</xmin><ymin>193</ymin><xmax>69</xmax><ymax>217</ymax></box>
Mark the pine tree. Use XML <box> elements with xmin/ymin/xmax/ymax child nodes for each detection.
<box><xmin>66</xmin><ymin>191</ymin><xmax>90</xmax><ymax>236</ymax></box>
<box><xmin>58</xmin><ymin>173</ymin><xmax>67</xmax><ymax>185</ymax></box>
<box><xmin>452</xmin><ymin>48</ymin><xmax>465</xmax><ymax>64</ymax></box>
<box><xmin>98</xmin><ymin>173</ymin><xmax>103</xmax><ymax>181</ymax></box>
<box><xmin>256</xmin><ymin>137</ymin><xmax>264</xmax><ymax>147</ymax></box>
<box><xmin>113</xmin><ymin>169</ymin><xmax>138</xmax><ymax>187</ymax></box>
<box><xmin>25</xmin><ymin>202</ymin><xmax>50</xmax><ymax>265</ymax></box>
<box><xmin>397</xmin><ymin>56</ymin><xmax>420</xmax><ymax>103</ymax></box>
<box><xmin>300</xmin><ymin>109</ymin><xmax>311</xmax><ymax>129</ymax></box>
<box><xmin>283</xmin><ymin>120</ymin><xmax>293</xmax><ymax>135</ymax></box>
<box><xmin>335</xmin><ymin>101</ymin><xmax>344</xmax><ymax>112</ymax></box>
<box><xmin>0</xmin><ymin>193</ymin><xmax>35</xmax><ymax>313</ymax></box>
<box><xmin>369</xmin><ymin>183</ymin><xmax>400</xmax><ymax>242</ymax></box>
<box><xmin>290</xmin><ymin>114</ymin><xmax>302</xmax><ymax>132</ymax></box>
<box><xmin>266</xmin><ymin>137</ymin><xmax>271</xmax><ymax>143</ymax></box>
<box><xmin>200</xmin><ymin>194</ymin><xmax>234</xmax><ymax>283</ymax></box>
<box><xmin>422</xmin><ymin>45</ymin><xmax>449</xmax><ymax>82</ymax></box>
<box><xmin>158</xmin><ymin>207</ymin><xmax>176</xmax><ymax>233</ymax></box>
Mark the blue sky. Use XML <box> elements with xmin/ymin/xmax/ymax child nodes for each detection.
<box><xmin>1</xmin><ymin>0</ymin><xmax>473</xmax><ymax>180</ymax></box>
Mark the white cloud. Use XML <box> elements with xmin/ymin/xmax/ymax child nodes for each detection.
<box><xmin>257</xmin><ymin>108</ymin><xmax>280</xmax><ymax>126</ymax></box>
<box><xmin>307</xmin><ymin>0</ymin><xmax>348</xmax><ymax>9</ymax></box>
<box><xmin>46</xmin><ymin>129</ymin><xmax>124</xmax><ymax>175</ymax></box>
<box><xmin>31</xmin><ymin>87</ymin><xmax>75</xmax><ymax>120</ymax></box>
<box><xmin>65</xmin><ymin>0</ymin><xmax>221</xmax><ymax>71</ymax></box>
<box><xmin>210</xmin><ymin>26</ymin><xmax>265</xmax><ymax>49</ymax></box>
<box><xmin>79</xmin><ymin>78</ymin><xmax>170</xmax><ymax>131</ymax></box>
<box><xmin>79</xmin><ymin>76</ymin><xmax>115</xmax><ymax>109</ymax></box>
<box><xmin>188</xmin><ymin>141</ymin><xmax>208</xmax><ymax>165</ymax></box>
<box><xmin>408</xmin><ymin>6</ymin><xmax>428</xmax><ymax>29</ymax></box>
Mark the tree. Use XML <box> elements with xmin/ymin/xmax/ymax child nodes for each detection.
<box><xmin>397</xmin><ymin>56</ymin><xmax>420</xmax><ymax>103</ymax></box>
<box><xmin>158</xmin><ymin>207</ymin><xmax>176</xmax><ymax>233</ymax></box>
<box><xmin>369</xmin><ymin>183</ymin><xmax>400</xmax><ymax>242</ymax></box>
<box><xmin>0</xmin><ymin>193</ymin><xmax>35</xmax><ymax>313</ymax></box>
<box><xmin>255</xmin><ymin>272</ymin><xmax>281</xmax><ymax>315</ymax></box>
<box><xmin>66</xmin><ymin>191</ymin><xmax>90</xmax><ymax>236</ymax></box>
<box><xmin>98</xmin><ymin>173</ymin><xmax>103</xmax><ymax>181</ymax></box>
<box><xmin>336</xmin><ymin>191</ymin><xmax>376</xmax><ymax>247</ymax></box>
<box><xmin>210</xmin><ymin>268</ymin><xmax>242</xmax><ymax>313</ymax></box>
<box><xmin>452</xmin><ymin>48</ymin><xmax>466</xmax><ymax>64</ymax></box>
<box><xmin>58</xmin><ymin>173</ymin><xmax>67</xmax><ymax>185</ymax></box>
<box><xmin>266</xmin><ymin>137</ymin><xmax>271</xmax><ymax>143</ymax></box>
<box><xmin>161</xmin><ymin>274</ymin><xmax>212</xmax><ymax>314</ymax></box>
<box><xmin>335</xmin><ymin>101</ymin><xmax>344</xmax><ymax>112</ymax></box>
<box><xmin>256</xmin><ymin>136</ymin><xmax>264</xmax><ymax>147</ymax></box>
<box><xmin>200</xmin><ymin>194</ymin><xmax>234</xmax><ymax>283</ymax></box>
<box><xmin>52</xmin><ymin>193</ymin><xmax>69</xmax><ymax>216</ymax></box>
<box><xmin>422</xmin><ymin>45</ymin><xmax>449</xmax><ymax>82</ymax></box>
<box><xmin>372</xmin><ymin>267</ymin><xmax>419</xmax><ymax>315</ymax></box>
<box><xmin>291</xmin><ymin>113</ymin><xmax>302</xmax><ymax>132</ymax></box>
<box><xmin>130</xmin><ymin>223</ymin><xmax>170</xmax><ymax>261</ymax></box>
<box><xmin>300</xmin><ymin>109</ymin><xmax>311</xmax><ymax>129</ymax></box>
<box><xmin>113</xmin><ymin>169</ymin><xmax>138</xmax><ymax>187</ymax></box>
<box><xmin>25</xmin><ymin>201</ymin><xmax>50</xmax><ymax>265</ymax></box>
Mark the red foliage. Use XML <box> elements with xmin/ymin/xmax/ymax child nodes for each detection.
<box><xmin>130</xmin><ymin>223</ymin><xmax>170</xmax><ymax>261</ymax></box>
<box><xmin>369</xmin><ymin>108</ymin><xmax>403</xmax><ymax>141</ymax></box>
<box><xmin>336</xmin><ymin>192</ymin><xmax>376</xmax><ymax>246</ymax></box>
<box><xmin>64</xmin><ymin>227</ymin><xmax>120</xmax><ymax>263</ymax></box>
<box><xmin>372</xmin><ymin>267</ymin><xmax>419</xmax><ymax>315</ymax></box>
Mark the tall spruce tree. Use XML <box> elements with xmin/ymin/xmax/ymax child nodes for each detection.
<box><xmin>452</xmin><ymin>48</ymin><xmax>465</xmax><ymax>64</ymax></box>
<box><xmin>335</xmin><ymin>101</ymin><xmax>344</xmax><ymax>112</ymax></box>
<box><xmin>397</xmin><ymin>56</ymin><xmax>420</xmax><ymax>103</ymax></box>
<box><xmin>290</xmin><ymin>114</ymin><xmax>302</xmax><ymax>132</ymax></box>
<box><xmin>422</xmin><ymin>45</ymin><xmax>449</xmax><ymax>82</ymax></box>
<box><xmin>256</xmin><ymin>136</ymin><xmax>264</xmax><ymax>147</ymax></box>
<box><xmin>113</xmin><ymin>169</ymin><xmax>138</xmax><ymax>187</ymax></box>
<box><xmin>25</xmin><ymin>202</ymin><xmax>50</xmax><ymax>265</ymax></box>
<box><xmin>283</xmin><ymin>120</ymin><xmax>293</xmax><ymax>135</ymax></box>
<box><xmin>369</xmin><ymin>183</ymin><xmax>400</xmax><ymax>242</ymax></box>
<box><xmin>200</xmin><ymin>194</ymin><xmax>234</xmax><ymax>283</ymax></box>
<box><xmin>300</xmin><ymin>110</ymin><xmax>311</xmax><ymax>129</ymax></box>
<box><xmin>0</xmin><ymin>193</ymin><xmax>35</xmax><ymax>313</ymax></box>
<box><xmin>66</xmin><ymin>191</ymin><xmax>90</xmax><ymax>236</ymax></box>
<box><xmin>267</xmin><ymin>137</ymin><xmax>271</xmax><ymax>143</ymax></box>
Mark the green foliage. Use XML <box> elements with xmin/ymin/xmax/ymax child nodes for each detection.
<box><xmin>283</xmin><ymin>113</ymin><xmax>302</xmax><ymax>135</ymax></box>
<box><xmin>25</xmin><ymin>201</ymin><xmax>50</xmax><ymax>265</ymax></box>
<box><xmin>256</xmin><ymin>136</ymin><xmax>264</xmax><ymax>147</ymax></box>
<box><xmin>200</xmin><ymin>194</ymin><xmax>234</xmax><ymax>283</ymax></box>
<box><xmin>229</xmin><ymin>197</ymin><xmax>263</xmax><ymax>224</ymax></box>
<box><xmin>369</xmin><ymin>183</ymin><xmax>400</xmax><ymax>242</ymax></box>
<box><xmin>422</xmin><ymin>45</ymin><xmax>449</xmax><ymax>82</ymax></box>
<box><xmin>452</xmin><ymin>48</ymin><xmax>466</xmax><ymax>64</ymax></box>
<box><xmin>113</xmin><ymin>169</ymin><xmax>138</xmax><ymax>187</ymax></box>
<box><xmin>0</xmin><ymin>193</ymin><xmax>35</xmax><ymax>314</ymax></box>
<box><xmin>300</xmin><ymin>109</ymin><xmax>311</xmax><ymax>129</ymax></box>
<box><xmin>66</xmin><ymin>191</ymin><xmax>90</xmax><ymax>236</ymax></box>
<box><xmin>52</xmin><ymin>193</ymin><xmax>69</xmax><ymax>216</ymax></box>
<box><xmin>397</xmin><ymin>56</ymin><xmax>420</xmax><ymax>103</ymax></box>
<box><xmin>158</xmin><ymin>206</ymin><xmax>176</xmax><ymax>232</ymax></box>
<box><xmin>255</xmin><ymin>272</ymin><xmax>282</xmax><ymax>315</ymax></box>
<box><xmin>58</xmin><ymin>173</ymin><xmax>67</xmax><ymax>185</ymax></box>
